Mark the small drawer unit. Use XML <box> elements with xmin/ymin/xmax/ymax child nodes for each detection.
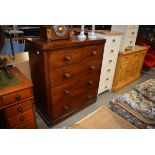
<box><xmin>111</xmin><ymin>25</ymin><xmax>139</xmax><ymax>52</ymax></box>
<box><xmin>0</xmin><ymin>67</ymin><xmax>37</xmax><ymax>129</ymax></box>
<box><xmin>96</xmin><ymin>31</ymin><xmax>122</xmax><ymax>94</ymax></box>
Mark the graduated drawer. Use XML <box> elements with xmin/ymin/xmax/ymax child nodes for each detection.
<box><xmin>81</xmin><ymin>45</ymin><xmax>103</xmax><ymax>61</ymax></box>
<box><xmin>105</xmin><ymin>36</ymin><xmax>121</xmax><ymax>47</ymax></box>
<box><xmin>52</xmin><ymin>74</ymin><xmax>100</xmax><ymax>104</ymax></box>
<box><xmin>103</xmin><ymin>45</ymin><xmax>119</xmax><ymax>58</ymax></box>
<box><xmin>125</xmin><ymin>37</ymin><xmax>136</xmax><ymax>50</ymax></box>
<box><xmin>49</xmin><ymin>48</ymin><xmax>82</xmax><ymax>69</ymax></box>
<box><xmin>7</xmin><ymin>110</ymin><xmax>34</xmax><ymax>128</ymax></box>
<box><xmin>3</xmin><ymin>99</ymin><xmax>33</xmax><ymax>118</ymax></box>
<box><xmin>127</xmin><ymin>28</ymin><xmax>138</xmax><ymax>38</ymax></box>
<box><xmin>50</xmin><ymin>59</ymin><xmax>102</xmax><ymax>87</ymax></box>
<box><xmin>51</xmin><ymin>88</ymin><xmax>98</xmax><ymax>120</ymax></box>
<box><xmin>120</xmin><ymin>54</ymin><xmax>132</xmax><ymax>63</ymax></box>
<box><xmin>13</xmin><ymin>119</ymin><xmax>36</xmax><ymax>129</ymax></box>
<box><xmin>2</xmin><ymin>88</ymin><xmax>32</xmax><ymax>105</ymax></box>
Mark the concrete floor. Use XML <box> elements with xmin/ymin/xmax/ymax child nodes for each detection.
<box><xmin>35</xmin><ymin>68</ymin><xmax>155</xmax><ymax>129</ymax></box>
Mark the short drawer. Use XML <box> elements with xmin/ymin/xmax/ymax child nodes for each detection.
<box><xmin>52</xmin><ymin>75</ymin><xmax>100</xmax><ymax>104</ymax></box>
<box><xmin>3</xmin><ymin>99</ymin><xmax>33</xmax><ymax>118</ymax></box>
<box><xmin>125</xmin><ymin>38</ymin><xmax>136</xmax><ymax>50</ymax></box>
<box><xmin>7</xmin><ymin>110</ymin><xmax>34</xmax><ymax>128</ymax></box>
<box><xmin>13</xmin><ymin>119</ymin><xmax>36</xmax><ymax>129</ymax></box>
<box><xmin>105</xmin><ymin>36</ymin><xmax>121</xmax><ymax>47</ymax></box>
<box><xmin>2</xmin><ymin>88</ymin><xmax>32</xmax><ymax>105</ymax></box>
<box><xmin>51</xmin><ymin>88</ymin><xmax>98</xmax><ymax>120</ymax></box>
<box><xmin>81</xmin><ymin>45</ymin><xmax>103</xmax><ymax>61</ymax></box>
<box><xmin>49</xmin><ymin>48</ymin><xmax>82</xmax><ymax>69</ymax></box>
<box><xmin>127</xmin><ymin>28</ymin><xmax>138</xmax><ymax>38</ymax></box>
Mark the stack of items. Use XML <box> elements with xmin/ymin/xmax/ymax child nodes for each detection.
<box><xmin>109</xmin><ymin>79</ymin><xmax>155</xmax><ymax>128</ymax></box>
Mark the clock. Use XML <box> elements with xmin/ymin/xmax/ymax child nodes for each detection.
<box><xmin>41</xmin><ymin>25</ymin><xmax>71</xmax><ymax>41</ymax></box>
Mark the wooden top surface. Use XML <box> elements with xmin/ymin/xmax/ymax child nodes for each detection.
<box><xmin>120</xmin><ymin>45</ymin><xmax>149</xmax><ymax>55</ymax></box>
<box><xmin>0</xmin><ymin>67</ymin><xmax>32</xmax><ymax>96</ymax></box>
<box><xmin>70</xmin><ymin>106</ymin><xmax>136</xmax><ymax>129</ymax></box>
<box><xmin>96</xmin><ymin>30</ymin><xmax>123</xmax><ymax>35</ymax></box>
<box><xmin>26</xmin><ymin>36</ymin><xmax>106</xmax><ymax>50</ymax></box>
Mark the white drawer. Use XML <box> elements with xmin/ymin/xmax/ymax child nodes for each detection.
<box><xmin>104</xmin><ymin>46</ymin><xmax>119</xmax><ymax>59</ymax></box>
<box><xmin>105</xmin><ymin>36</ymin><xmax>121</xmax><ymax>46</ymax></box>
<box><xmin>125</xmin><ymin>37</ymin><xmax>136</xmax><ymax>50</ymax></box>
<box><xmin>127</xmin><ymin>28</ymin><xmax>138</xmax><ymax>38</ymax></box>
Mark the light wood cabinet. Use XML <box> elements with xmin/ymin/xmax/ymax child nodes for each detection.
<box><xmin>112</xmin><ymin>45</ymin><xmax>149</xmax><ymax>92</ymax></box>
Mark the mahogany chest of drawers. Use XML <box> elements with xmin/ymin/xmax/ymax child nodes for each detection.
<box><xmin>27</xmin><ymin>37</ymin><xmax>105</xmax><ymax>126</ymax></box>
<box><xmin>0</xmin><ymin>67</ymin><xmax>36</xmax><ymax>129</ymax></box>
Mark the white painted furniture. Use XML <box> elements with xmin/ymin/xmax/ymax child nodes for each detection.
<box><xmin>111</xmin><ymin>25</ymin><xmax>139</xmax><ymax>52</ymax></box>
<box><xmin>96</xmin><ymin>30</ymin><xmax>122</xmax><ymax>94</ymax></box>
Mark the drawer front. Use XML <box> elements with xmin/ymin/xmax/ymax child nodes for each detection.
<box><xmin>7</xmin><ymin>110</ymin><xmax>34</xmax><ymax>128</ymax></box>
<box><xmin>52</xmin><ymin>74</ymin><xmax>100</xmax><ymax>104</ymax></box>
<box><xmin>81</xmin><ymin>46</ymin><xmax>103</xmax><ymax>61</ymax></box>
<box><xmin>3</xmin><ymin>99</ymin><xmax>33</xmax><ymax>118</ymax></box>
<box><xmin>52</xmin><ymin>88</ymin><xmax>98</xmax><ymax>120</ymax></box>
<box><xmin>127</xmin><ymin>28</ymin><xmax>138</xmax><ymax>38</ymax></box>
<box><xmin>120</xmin><ymin>54</ymin><xmax>132</xmax><ymax>63</ymax></box>
<box><xmin>49</xmin><ymin>48</ymin><xmax>82</xmax><ymax>69</ymax></box>
<box><xmin>2</xmin><ymin>88</ymin><xmax>32</xmax><ymax>105</ymax></box>
<box><xmin>13</xmin><ymin>119</ymin><xmax>36</xmax><ymax>129</ymax></box>
<box><xmin>125</xmin><ymin>38</ymin><xmax>136</xmax><ymax>50</ymax></box>
<box><xmin>51</xmin><ymin>59</ymin><xmax>102</xmax><ymax>87</ymax></box>
<box><xmin>105</xmin><ymin>36</ymin><xmax>121</xmax><ymax>47</ymax></box>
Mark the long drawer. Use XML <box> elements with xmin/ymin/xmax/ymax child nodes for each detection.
<box><xmin>51</xmin><ymin>88</ymin><xmax>98</xmax><ymax>120</ymax></box>
<box><xmin>52</xmin><ymin>74</ymin><xmax>100</xmax><ymax>104</ymax></box>
<box><xmin>50</xmin><ymin>58</ymin><xmax>102</xmax><ymax>87</ymax></box>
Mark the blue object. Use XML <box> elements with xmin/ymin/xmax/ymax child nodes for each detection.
<box><xmin>1</xmin><ymin>39</ymin><xmax>25</xmax><ymax>54</ymax></box>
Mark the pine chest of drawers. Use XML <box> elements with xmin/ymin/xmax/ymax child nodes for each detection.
<box><xmin>27</xmin><ymin>37</ymin><xmax>105</xmax><ymax>126</ymax></box>
<box><xmin>0</xmin><ymin>67</ymin><xmax>36</xmax><ymax>129</ymax></box>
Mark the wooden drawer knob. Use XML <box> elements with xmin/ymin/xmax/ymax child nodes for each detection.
<box><xmin>86</xmin><ymin>95</ymin><xmax>92</xmax><ymax>99</ymax></box>
<box><xmin>64</xmin><ymin>106</ymin><xmax>69</xmax><ymax>112</ymax></box>
<box><xmin>130</xmin><ymin>41</ymin><xmax>133</xmax><ymax>43</ymax></box>
<box><xmin>88</xmin><ymin>80</ymin><xmax>93</xmax><ymax>85</ymax></box>
<box><xmin>15</xmin><ymin>95</ymin><xmax>21</xmax><ymax>101</ymax></box>
<box><xmin>89</xmin><ymin>65</ymin><xmax>95</xmax><ymax>70</ymax></box>
<box><xmin>109</xmin><ymin>60</ymin><xmax>112</xmax><ymax>63</ymax></box>
<box><xmin>64</xmin><ymin>72</ymin><xmax>71</xmax><ymax>78</ymax></box>
<box><xmin>112</xmin><ymin>39</ymin><xmax>116</xmax><ymax>42</ymax></box>
<box><xmin>91</xmin><ymin>51</ymin><xmax>97</xmax><ymax>56</ymax></box>
<box><xmin>106</xmin><ymin>78</ymin><xmax>109</xmax><ymax>81</ymax></box>
<box><xmin>64</xmin><ymin>89</ymin><xmax>70</xmax><ymax>94</ymax></box>
<box><xmin>19</xmin><ymin>116</ymin><xmax>25</xmax><ymax>122</ymax></box>
<box><xmin>107</xmin><ymin>69</ymin><xmax>111</xmax><ymax>72</ymax></box>
<box><xmin>105</xmin><ymin>86</ymin><xmax>107</xmax><ymax>88</ymax></box>
<box><xmin>17</xmin><ymin>107</ymin><xmax>23</xmax><ymax>113</ymax></box>
<box><xmin>64</xmin><ymin>55</ymin><xmax>71</xmax><ymax>61</ymax></box>
<box><xmin>111</xmin><ymin>50</ymin><xmax>114</xmax><ymax>53</ymax></box>
<box><xmin>132</xmin><ymin>32</ymin><xmax>135</xmax><ymax>35</ymax></box>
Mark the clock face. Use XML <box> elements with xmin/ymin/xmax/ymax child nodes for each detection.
<box><xmin>53</xmin><ymin>25</ymin><xmax>68</xmax><ymax>37</ymax></box>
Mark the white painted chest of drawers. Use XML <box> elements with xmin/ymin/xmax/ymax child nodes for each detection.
<box><xmin>96</xmin><ymin>30</ymin><xmax>122</xmax><ymax>94</ymax></box>
<box><xmin>111</xmin><ymin>25</ymin><xmax>139</xmax><ymax>52</ymax></box>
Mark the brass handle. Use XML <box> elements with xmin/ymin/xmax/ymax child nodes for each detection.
<box><xmin>107</xmin><ymin>69</ymin><xmax>111</xmax><ymax>72</ymax></box>
<box><xmin>89</xmin><ymin>65</ymin><xmax>95</xmax><ymax>70</ymax></box>
<box><xmin>19</xmin><ymin>116</ymin><xmax>25</xmax><ymax>121</ymax></box>
<box><xmin>86</xmin><ymin>95</ymin><xmax>92</xmax><ymax>99</ymax></box>
<box><xmin>17</xmin><ymin>107</ymin><xmax>23</xmax><ymax>113</ymax></box>
<box><xmin>111</xmin><ymin>50</ymin><xmax>114</xmax><ymax>53</ymax></box>
<box><xmin>109</xmin><ymin>60</ymin><xmax>112</xmax><ymax>63</ymax></box>
<box><xmin>64</xmin><ymin>106</ymin><xmax>69</xmax><ymax>112</ymax></box>
<box><xmin>64</xmin><ymin>55</ymin><xmax>71</xmax><ymax>61</ymax></box>
<box><xmin>88</xmin><ymin>80</ymin><xmax>93</xmax><ymax>85</ymax></box>
<box><xmin>106</xmin><ymin>78</ymin><xmax>109</xmax><ymax>80</ymax></box>
<box><xmin>64</xmin><ymin>72</ymin><xmax>71</xmax><ymax>78</ymax></box>
<box><xmin>91</xmin><ymin>51</ymin><xmax>97</xmax><ymax>56</ymax></box>
<box><xmin>112</xmin><ymin>39</ymin><xmax>116</xmax><ymax>42</ymax></box>
<box><xmin>15</xmin><ymin>95</ymin><xmax>21</xmax><ymax>101</ymax></box>
<box><xmin>64</xmin><ymin>89</ymin><xmax>70</xmax><ymax>94</ymax></box>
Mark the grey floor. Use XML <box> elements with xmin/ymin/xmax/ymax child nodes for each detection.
<box><xmin>36</xmin><ymin>68</ymin><xmax>155</xmax><ymax>129</ymax></box>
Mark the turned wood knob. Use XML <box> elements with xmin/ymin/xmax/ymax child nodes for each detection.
<box><xmin>132</xmin><ymin>32</ymin><xmax>135</xmax><ymax>35</ymax></box>
<box><xmin>64</xmin><ymin>106</ymin><xmax>69</xmax><ymax>111</ymax></box>
<box><xmin>86</xmin><ymin>95</ymin><xmax>92</xmax><ymax>99</ymax></box>
<box><xmin>64</xmin><ymin>72</ymin><xmax>71</xmax><ymax>78</ymax></box>
<box><xmin>91</xmin><ymin>51</ymin><xmax>97</xmax><ymax>56</ymax></box>
<box><xmin>107</xmin><ymin>69</ymin><xmax>111</xmax><ymax>72</ymax></box>
<box><xmin>111</xmin><ymin>50</ymin><xmax>114</xmax><ymax>53</ymax></box>
<box><xmin>130</xmin><ymin>41</ymin><xmax>133</xmax><ymax>43</ymax></box>
<box><xmin>89</xmin><ymin>65</ymin><xmax>95</xmax><ymax>70</ymax></box>
<box><xmin>109</xmin><ymin>60</ymin><xmax>112</xmax><ymax>63</ymax></box>
<box><xmin>17</xmin><ymin>107</ymin><xmax>23</xmax><ymax>113</ymax></box>
<box><xmin>112</xmin><ymin>39</ymin><xmax>116</xmax><ymax>42</ymax></box>
<box><xmin>64</xmin><ymin>55</ymin><xmax>71</xmax><ymax>61</ymax></box>
<box><xmin>106</xmin><ymin>78</ymin><xmax>109</xmax><ymax>80</ymax></box>
<box><xmin>88</xmin><ymin>80</ymin><xmax>93</xmax><ymax>85</ymax></box>
<box><xmin>19</xmin><ymin>116</ymin><xmax>25</xmax><ymax>121</ymax></box>
<box><xmin>15</xmin><ymin>95</ymin><xmax>21</xmax><ymax>101</ymax></box>
<box><xmin>64</xmin><ymin>89</ymin><xmax>70</xmax><ymax>94</ymax></box>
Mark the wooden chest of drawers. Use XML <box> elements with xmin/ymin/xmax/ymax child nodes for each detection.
<box><xmin>112</xmin><ymin>45</ymin><xmax>149</xmax><ymax>92</ymax></box>
<box><xmin>0</xmin><ymin>67</ymin><xmax>36</xmax><ymax>129</ymax></box>
<box><xmin>27</xmin><ymin>37</ymin><xmax>105</xmax><ymax>126</ymax></box>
